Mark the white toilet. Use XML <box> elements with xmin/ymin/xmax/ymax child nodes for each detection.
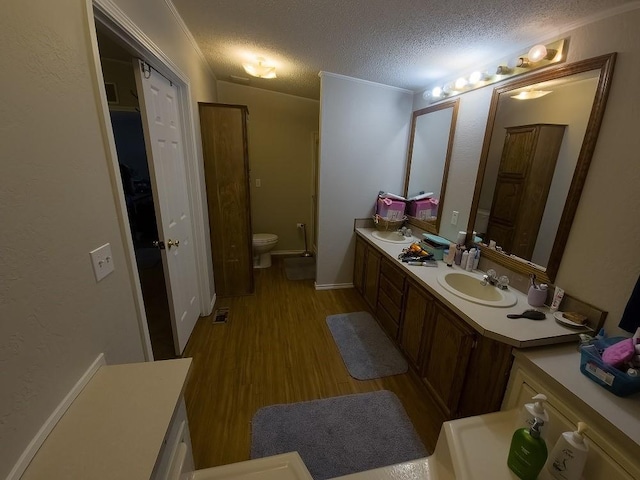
<box><xmin>252</xmin><ymin>233</ymin><xmax>278</xmax><ymax>268</ymax></box>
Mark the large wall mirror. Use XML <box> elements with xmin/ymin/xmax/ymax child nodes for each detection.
<box><xmin>404</xmin><ymin>99</ymin><xmax>459</xmax><ymax>234</ymax></box>
<box><xmin>468</xmin><ymin>53</ymin><xmax>616</xmax><ymax>283</ymax></box>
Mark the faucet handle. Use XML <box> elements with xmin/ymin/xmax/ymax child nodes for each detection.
<box><xmin>498</xmin><ymin>275</ymin><xmax>510</xmax><ymax>290</ymax></box>
<box><xmin>487</xmin><ymin>269</ymin><xmax>497</xmax><ymax>279</ymax></box>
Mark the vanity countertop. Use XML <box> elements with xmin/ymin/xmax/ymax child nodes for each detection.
<box><xmin>21</xmin><ymin>358</ymin><xmax>192</xmax><ymax>480</ymax></box>
<box><xmin>514</xmin><ymin>344</ymin><xmax>640</xmax><ymax>448</ymax></box>
<box><xmin>356</xmin><ymin>227</ymin><xmax>585</xmax><ymax>348</ymax></box>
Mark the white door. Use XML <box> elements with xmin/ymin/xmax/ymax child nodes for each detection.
<box><xmin>134</xmin><ymin>60</ymin><xmax>199</xmax><ymax>355</ymax></box>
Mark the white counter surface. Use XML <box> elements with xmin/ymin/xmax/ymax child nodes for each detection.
<box><xmin>356</xmin><ymin>228</ymin><xmax>583</xmax><ymax>348</ymax></box>
<box><xmin>514</xmin><ymin>344</ymin><xmax>640</xmax><ymax>447</ymax></box>
<box><xmin>21</xmin><ymin>358</ymin><xmax>192</xmax><ymax>480</ymax></box>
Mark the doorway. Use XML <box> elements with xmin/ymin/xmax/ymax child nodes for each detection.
<box><xmin>95</xmin><ymin>28</ymin><xmax>176</xmax><ymax>360</ymax></box>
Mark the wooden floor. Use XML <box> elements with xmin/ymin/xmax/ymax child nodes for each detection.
<box><xmin>183</xmin><ymin>256</ymin><xmax>444</xmax><ymax>470</ymax></box>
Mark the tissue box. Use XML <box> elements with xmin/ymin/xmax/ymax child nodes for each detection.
<box><xmin>376</xmin><ymin>198</ymin><xmax>406</xmax><ymax>220</ymax></box>
<box><xmin>579</xmin><ymin>338</ymin><xmax>640</xmax><ymax>397</ymax></box>
<box><xmin>407</xmin><ymin>198</ymin><xmax>438</xmax><ymax>220</ymax></box>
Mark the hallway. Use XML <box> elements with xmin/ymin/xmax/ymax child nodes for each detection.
<box><xmin>183</xmin><ymin>256</ymin><xmax>444</xmax><ymax>470</ymax></box>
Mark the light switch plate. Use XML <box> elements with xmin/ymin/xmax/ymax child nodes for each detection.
<box><xmin>90</xmin><ymin>243</ymin><xmax>115</xmax><ymax>282</ymax></box>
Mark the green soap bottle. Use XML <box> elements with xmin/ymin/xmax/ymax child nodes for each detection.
<box><xmin>507</xmin><ymin>417</ymin><xmax>548</xmax><ymax>480</ymax></box>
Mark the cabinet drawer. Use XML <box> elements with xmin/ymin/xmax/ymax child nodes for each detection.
<box><xmin>379</xmin><ymin>274</ymin><xmax>403</xmax><ymax>309</ymax></box>
<box><xmin>378</xmin><ymin>289</ymin><xmax>402</xmax><ymax>322</ymax></box>
<box><xmin>376</xmin><ymin>302</ymin><xmax>399</xmax><ymax>340</ymax></box>
<box><xmin>380</xmin><ymin>258</ymin><xmax>406</xmax><ymax>290</ymax></box>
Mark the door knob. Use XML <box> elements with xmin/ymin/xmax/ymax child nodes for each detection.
<box><xmin>167</xmin><ymin>239</ymin><xmax>180</xmax><ymax>249</ymax></box>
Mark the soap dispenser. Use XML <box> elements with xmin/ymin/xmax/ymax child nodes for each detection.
<box><xmin>507</xmin><ymin>417</ymin><xmax>548</xmax><ymax>480</ymax></box>
<box><xmin>519</xmin><ymin>394</ymin><xmax>550</xmax><ymax>440</ymax></box>
<box><xmin>546</xmin><ymin>422</ymin><xmax>589</xmax><ymax>480</ymax></box>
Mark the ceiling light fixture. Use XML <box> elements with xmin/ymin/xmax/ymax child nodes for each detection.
<box><xmin>510</xmin><ymin>89</ymin><xmax>552</xmax><ymax>100</ymax></box>
<box><xmin>424</xmin><ymin>38</ymin><xmax>565</xmax><ymax>104</ymax></box>
<box><xmin>242</xmin><ymin>57</ymin><xmax>277</xmax><ymax>79</ymax></box>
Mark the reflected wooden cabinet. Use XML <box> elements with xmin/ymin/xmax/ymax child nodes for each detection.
<box><xmin>199</xmin><ymin>103</ymin><xmax>253</xmax><ymax>296</ymax></box>
<box><xmin>487</xmin><ymin>124</ymin><xmax>566</xmax><ymax>259</ymax></box>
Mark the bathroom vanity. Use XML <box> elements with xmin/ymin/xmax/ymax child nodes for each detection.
<box><xmin>353</xmin><ymin>227</ymin><xmax>593</xmax><ymax>422</ymax></box>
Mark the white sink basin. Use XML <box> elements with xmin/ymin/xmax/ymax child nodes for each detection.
<box><xmin>437</xmin><ymin>271</ymin><xmax>517</xmax><ymax>308</ymax></box>
<box><xmin>371</xmin><ymin>230</ymin><xmax>415</xmax><ymax>244</ymax></box>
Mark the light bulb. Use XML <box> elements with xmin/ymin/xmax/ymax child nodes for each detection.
<box><xmin>455</xmin><ymin>77</ymin><xmax>468</xmax><ymax>89</ymax></box>
<box><xmin>432</xmin><ymin>86</ymin><xmax>443</xmax><ymax>98</ymax></box>
<box><xmin>528</xmin><ymin>45</ymin><xmax>548</xmax><ymax>63</ymax></box>
<box><xmin>469</xmin><ymin>71</ymin><xmax>482</xmax><ymax>84</ymax></box>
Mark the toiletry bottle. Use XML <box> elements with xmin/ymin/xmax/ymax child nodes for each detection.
<box><xmin>466</xmin><ymin>248</ymin><xmax>476</xmax><ymax>271</ymax></box>
<box><xmin>445</xmin><ymin>243</ymin><xmax>456</xmax><ymax>266</ymax></box>
<box><xmin>454</xmin><ymin>245</ymin><xmax>463</xmax><ymax>265</ymax></box>
<box><xmin>472</xmin><ymin>249</ymin><xmax>480</xmax><ymax>270</ymax></box>
<box><xmin>461</xmin><ymin>250</ymin><xmax>469</xmax><ymax>269</ymax></box>
<box><xmin>519</xmin><ymin>394</ymin><xmax>550</xmax><ymax>440</ymax></box>
<box><xmin>546</xmin><ymin>422</ymin><xmax>589</xmax><ymax>480</ymax></box>
<box><xmin>507</xmin><ymin>418</ymin><xmax>548</xmax><ymax>480</ymax></box>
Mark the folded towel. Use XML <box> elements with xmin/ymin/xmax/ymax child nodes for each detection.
<box><xmin>619</xmin><ymin>274</ymin><xmax>640</xmax><ymax>333</ymax></box>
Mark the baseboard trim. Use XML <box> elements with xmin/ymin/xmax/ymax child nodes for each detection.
<box><xmin>314</xmin><ymin>283</ymin><xmax>354</xmax><ymax>290</ymax></box>
<box><xmin>272</xmin><ymin>250</ymin><xmax>305</xmax><ymax>256</ymax></box>
<box><xmin>7</xmin><ymin>353</ymin><xmax>106</xmax><ymax>480</ymax></box>
<box><xmin>208</xmin><ymin>293</ymin><xmax>217</xmax><ymax>315</ymax></box>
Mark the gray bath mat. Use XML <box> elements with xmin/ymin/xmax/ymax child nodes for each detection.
<box><xmin>326</xmin><ymin>311</ymin><xmax>408</xmax><ymax>380</ymax></box>
<box><xmin>250</xmin><ymin>391</ymin><xmax>427</xmax><ymax>479</ymax></box>
<box><xmin>284</xmin><ymin>256</ymin><xmax>316</xmax><ymax>280</ymax></box>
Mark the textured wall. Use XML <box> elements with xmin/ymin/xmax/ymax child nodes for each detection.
<box><xmin>412</xmin><ymin>9</ymin><xmax>640</xmax><ymax>334</ymax></box>
<box><xmin>0</xmin><ymin>0</ymin><xmax>217</xmax><ymax>476</ymax></box>
<box><xmin>317</xmin><ymin>74</ymin><xmax>413</xmax><ymax>286</ymax></box>
<box><xmin>217</xmin><ymin>82</ymin><xmax>320</xmax><ymax>252</ymax></box>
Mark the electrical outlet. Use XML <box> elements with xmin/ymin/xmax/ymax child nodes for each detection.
<box><xmin>90</xmin><ymin>243</ymin><xmax>114</xmax><ymax>282</ymax></box>
<box><xmin>255</xmin><ymin>179</ymin><xmax>261</xmax><ymax>187</ymax></box>
<box><xmin>297</xmin><ymin>223</ymin><xmax>305</xmax><ymax>229</ymax></box>
<box><xmin>451</xmin><ymin>211</ymin><xmax>459</xmax><ymax>225</ymax></box>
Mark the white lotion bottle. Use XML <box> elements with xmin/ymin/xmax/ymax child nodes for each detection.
<box><xmin>519</xmin><ymin>394</ymin><xmax>550</xmax><ymax>440</ymax></box>
<box><xmin>546</xmin><ymin>422</ymin><xmax>589</xmax><ymax>480</ymax></box>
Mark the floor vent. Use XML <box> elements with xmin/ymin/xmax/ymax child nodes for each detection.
<box><xmin>212</xmin><ymin>307</ymin><xmax>230</xmax><ymax>324</ymax></box>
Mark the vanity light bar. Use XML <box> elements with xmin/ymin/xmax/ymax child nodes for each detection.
<box><xmin>423</xmin><ymin>39</ymin><xmax>566</xmax><ymax>102</ymax></box>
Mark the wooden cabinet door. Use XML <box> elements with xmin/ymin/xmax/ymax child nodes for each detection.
<box><xmin>199</xmin><ymin>103</ymin><xmax>253</xmax><ymax>296</ymax></box>
<box><xmin>421</xmin><ymin>304</ymin><xmax>475</xmax><ymax>418</ymax></box>
<box><xmin>363</xmin><ymin>247</ymin><xmax>381</xmax><ymax>310</ymax></box>
<box><xmin>400</xmin><ymin>281</ymin><xmax>434</xmax><ymax>369</ymax></box>
<box><xmin>353</xmin><ymin>235</ymin><xmax>366</xmax><ymax>294</ymax></box>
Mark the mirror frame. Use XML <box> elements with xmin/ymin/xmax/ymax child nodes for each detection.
<box><xmin>467</xmin><ymin>53</ymin><xmax>617</xmax><ymax>283</ymax></box>
<box><xmin>404</xmin><ymin>98</ymin><xmax>460</xmax><ymax>234</ymax></box>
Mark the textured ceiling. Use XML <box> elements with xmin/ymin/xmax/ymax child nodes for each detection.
<box><xmin>172</xmin><ymin>0</ymin><xmax>633</xmax><ymax>99</ymax></box>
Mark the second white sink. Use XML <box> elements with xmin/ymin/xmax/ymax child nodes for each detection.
<box><xmin>437</xmin><ymin>271</ymin><xmax>517</xmax><ymax>308</ymax></box>
<box><xmin>371</xmin><ymin>230</ymin><xmax>415</xmax><ymax>244</ymax></box>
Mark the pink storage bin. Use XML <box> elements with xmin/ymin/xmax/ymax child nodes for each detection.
<box><xmin>407</xmin><ymin>198</ymin><xmax>438</xmax><ymax>220</ymax></box>
<box><xmin>376</xmin><ymin>197</ymin><xmax>406</xmax><ymax>220</ymax></box>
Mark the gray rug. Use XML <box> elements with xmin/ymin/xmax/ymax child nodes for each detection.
<box><xmin>250</xmin><ymin>391</ymin><xmax>427</xmax><ymax>479</ymax></box>
<box><xmin>284</xmin><ymin>256</ymin><xmax>316</xmax><ymax>280</ymax></box>
<box><xmin>326</xmin><ymin>312</ymin><xmax>408</xmax><ymax>380</ymax></box>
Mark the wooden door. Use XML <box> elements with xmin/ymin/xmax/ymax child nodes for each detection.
<box><xmin>135</xmin><ymin>60</ymin><xmax>200</xmax><ymax>354</ymax></box>
<box><xmin>400</xmin><ymin>281</ymin><xmax>434</xmax><ymax>369</ymax></box>
<box><xmin>199</xmin><ymin>103</ymin><xmax>253</xmax><ymax>296</ymax></box>
<box><xmin>421</xmin><ymin>304</ymin><xmax>475</xmax><ymax>418</ymax></box>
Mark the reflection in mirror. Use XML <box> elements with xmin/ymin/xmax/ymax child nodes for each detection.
<box><xmin>468</xmin><ymin>54</ymin><xmax>616</xmax><ymax>283</ymax></box>
<box><xmin>404</xmin><ymin>99</ymin><xmax>459</xmax><ymax>234</ymax></box>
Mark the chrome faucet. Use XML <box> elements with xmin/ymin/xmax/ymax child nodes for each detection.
<box><xmin>481</xmin><ymin>269</ymin><xmax>510</xmax><ymax>290</ymax></box>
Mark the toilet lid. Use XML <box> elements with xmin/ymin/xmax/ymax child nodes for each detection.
<box><xmin>253</xmin><ymin>233</ymin><xmax>278</xmax><ymax>244</ymax></box>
